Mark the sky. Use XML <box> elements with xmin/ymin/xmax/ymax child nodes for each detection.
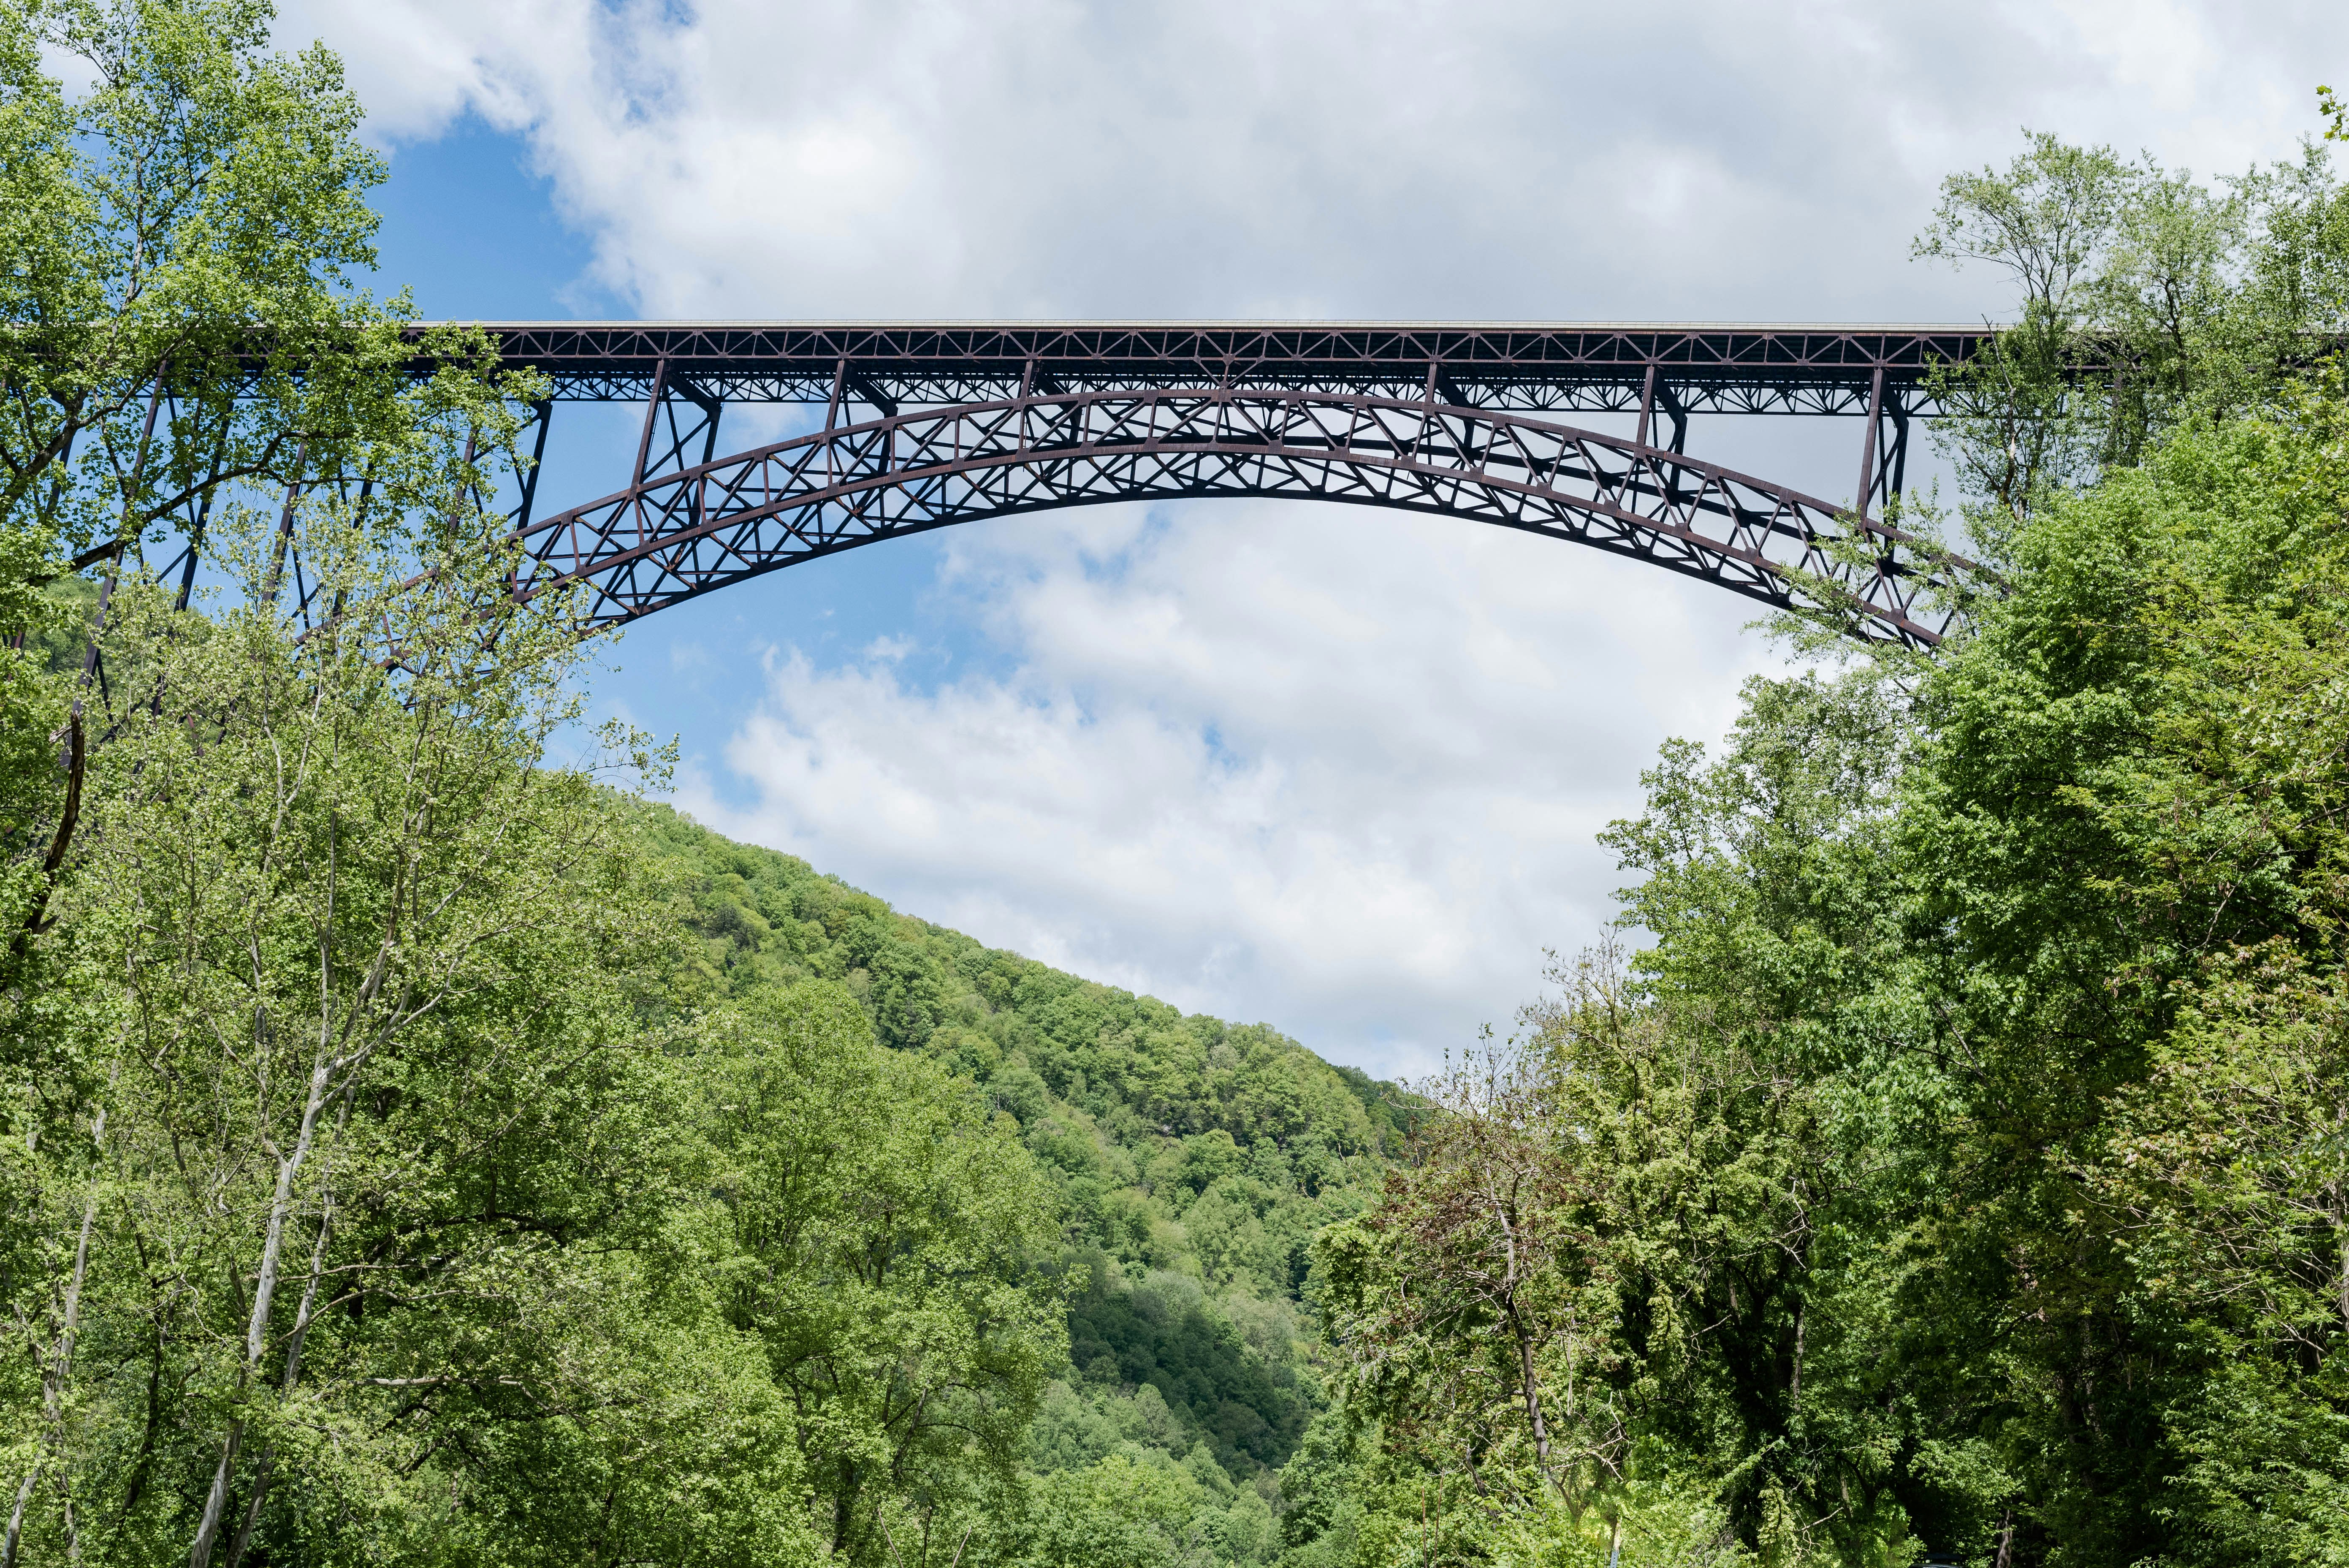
<box><xmin>272</xmin><ymin>0</ymin><xmax>2349</xmax><ymax>1080</ymax></box>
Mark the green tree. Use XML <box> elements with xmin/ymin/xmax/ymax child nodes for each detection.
<box><xmin>1318</xmin><ymin>667</ymin><xmax>1937</xmax><ymax>1567</ymax></box>
<box><xmin>701</xmin><ymin>982</ymin><xmax>1069</xmax><ymax>1568</ymax></box>
<box><xmin>1912</xmin><ymin>130</ymin><xmax>2349</xmax><ymax>564</ymax></box>
<box><xmin>0</xmin><ymin>408</ymin><xmax>848</xmax><ymax>1567</ymax></box>
<box><xmin>0</xmin><ymin>6</ymin><xmax>823</xmax><ymax>1563</ymax></box>
<box><xmin>0</xmin><ymin>0</ymin><xmax>449</xmax><ymax>551</ymax></box>
<box><xmin>1885</xmin><ymin>379</ymin><xmax>2349</xmax><ymax>1564</ymax></box>
<box><xmin>0</xmin><ymin>0</ymin><xmax>515</xmax><ymax>952</ymax></box>
<box><xmin>1015</xmin><ymin>1451</ymin><xmax>1207</xmax><ymax>1568</ymax></box>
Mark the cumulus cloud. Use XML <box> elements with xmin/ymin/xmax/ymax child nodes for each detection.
<box><xmin>269</xmin><ymin>0</ymin><xmax>2349</xmax><ymax>1072</ymax></box>
<box><xmin>282</xmin><ymin>0</ymin><xmax>2349</xmax><ymax>320</ymax></box>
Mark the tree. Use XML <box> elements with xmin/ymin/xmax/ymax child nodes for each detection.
<box><xmin>1912</xmin><ymin>131</ymin><xmax>2349</xmax><ymax>565</ymax></box>
<box><xmin>0</xmin><ymin>6</ymin><xmax>828</xmax><ymax>1562</ymax></box>
<box><xmin>0</xmin><ymin>0</ymin><xmax>511</xmax><ymax>949</ymax></box>
<box><xmin>1888</xmin><ymin>377</ymin><xmax>2349</xmax><ymax>1564</ymax></box>
<box><xmin>1014</xmin><ymin>1452</ymin><xmax>1206</xmax><ymax>1568</ymax></box>
<box><xmin>701</xmin><ymin>982</ymin><xmax>1068</xmax><ymax>1568</ymax></box>
<box><xmin>0</xmin><ymin>0</ymin><xmax>429</xmax><ymax>550</ymax></box>
<box><xmin>1317</xmin><ymin>1040</ymin><xmax>1624</xmax><ymax>1555</ymax></box>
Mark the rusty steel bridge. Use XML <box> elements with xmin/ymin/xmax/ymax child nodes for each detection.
<box><xmin>369</xmin><ymin>321</ymin><xmax>1994</xmax><ymax>648</ymax></box>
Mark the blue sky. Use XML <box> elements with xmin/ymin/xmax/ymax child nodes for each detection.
<box><xmin>308</xmin><ymin>0</ymin><xmax>2349</xmax><ymax>1079</ymax></box>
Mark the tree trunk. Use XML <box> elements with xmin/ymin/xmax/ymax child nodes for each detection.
<box><xmin>1790</xmin><ymin>1301</ymin><xmax>1806</xmax><ymax>1406</ymax></box>
<box><xmin>1510</xmin><ymin>1304</ymin><xmax>1559</xmax><ymax>1492</ymax></box>
<box><xmin>218</xmin><ymin>1098</ymin><xmax>348</xmax><ymax>1568</ymax></box>
<box><xmin>3</xmin><ymin>1472</ymin><xmax>35</xmax><ymax>1568</ymax></box>
<box><xmin>187</xmin><ymin>1425</ymin><xmax>244</xmax><ymax>1568</ymax></box>
<box><xmin>222</xmin><ymin>1452</ymin><xmax>271</xmax><ymax>1568</ymax></box>
<box><xmin>7</xmin><ymin>1140</ymin><xmax>104</xmax><ymax>1568</ymax></box>
<box><xmin>189</xmin><ymin>1050</ymin><xmax>339</xmax><ymax>1568</ymax></box>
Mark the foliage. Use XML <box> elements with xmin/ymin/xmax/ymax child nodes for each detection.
<box><xmin>700</xmin><ymin>982</ymin><xmax>1066</xmax><ymax>1565</ymax></box>
<box><xmin>1319</xmin><ymin>683</ymin><xmax>1929</xmax><ymax>1566</ymax></box>
<box><xmin>1913</xmin><ymin>130</ymin><xmax>2349</xmax><ymax>562</ymax></box>
<box><xmin>0</xmin><ymin>0</ymin><xmax>505</xmax><ymax>557</ymax></box>
<box><xmin>1015</xmin><ymin>1450</ymin><xmax>1214</xmax><ymax>1568</ymax></box>
<box><xmin>1882</xmin><ymin>383</ymin><xmax>2349</xmax><ymax>1565</ymax></box>
<box><xmin>0</xmin><ymin>6</ymin><xmax>1077</xmax><ymax>1565</ymax></box>
<box><xmin>27</xmin><ymin>8</ymin><xmax>2349</xmax><ymax>1565</ymax></box>
<box><xmin>1064</xmin><ymin>1265</ymin><xmax>1310</xmax><ymax>1475</ymax></box>
<box><xmin>634</xmin><ymin>806</ymin><xmax>1416</xmax><ymax>1564</ymax></box>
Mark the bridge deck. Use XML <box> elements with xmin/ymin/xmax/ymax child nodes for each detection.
<box><xmin>426</xmin><ymin>320</ymin><xmax>1997</xmax><ymax>416</ymax></box>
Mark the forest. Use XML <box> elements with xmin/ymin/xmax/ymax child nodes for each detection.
<box><xmin>6</xmin><ymin>3</ymin><xmax>2349</xmax><ymax>1565</ymax></box>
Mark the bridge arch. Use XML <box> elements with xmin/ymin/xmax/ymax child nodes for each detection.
<box><xmin>505</xmin><ymin>387</ymin><xmax>1971</xmax><ymax>648</ymax></box>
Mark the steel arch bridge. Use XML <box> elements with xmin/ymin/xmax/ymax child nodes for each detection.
<box><xmin>370</xmin><ymin>321</ymin><xmax>1993</xmax><ymax>647</ymax></box>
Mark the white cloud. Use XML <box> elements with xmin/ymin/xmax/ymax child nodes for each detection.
<box><xmin>285</xmin><ymin>0</ymin><xmax>2349</xmax><ymax>320</ymax></box>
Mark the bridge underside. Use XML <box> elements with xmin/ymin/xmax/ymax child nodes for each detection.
<box><xmin>507</xmin><ymin>386</ymin><xmax>1967</xmax><ymax>648</ymax></box>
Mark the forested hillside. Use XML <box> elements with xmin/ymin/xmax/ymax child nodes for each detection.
<box><xmin>638</xmin><ymin>803</ymin><xmax>1412</xmax><ymax>1544</ymax></box>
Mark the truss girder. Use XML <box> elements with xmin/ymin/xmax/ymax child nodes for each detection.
<box><xmin>507</xmin><ymin>389</ymin><xmax>1968</xmax><ymax>647</ymax></box>
<box><xmin>421</xmin><ymin>320</ymin><xmax>1991</xmax><ymax>417</ymax></box>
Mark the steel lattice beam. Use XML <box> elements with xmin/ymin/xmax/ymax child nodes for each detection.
<box><xmin>422</xmin><ymin>319</ymin><xmax>1994</xmax><ymax>416</ymax></box>
<box><xmin>505</xmin><ymin>388</ymin><xmax>1975</xmax><ymax>647</ymax></box>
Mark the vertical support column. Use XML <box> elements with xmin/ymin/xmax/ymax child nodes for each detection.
<box><xmin>173</xmin><ymin>486</ymin><xmax>217</xmax><ymax>612</ymax></box>
<box><xmin>1411</xmin><ymin>361</ymin><xmax>1442</xmax><ymax>466</ymax></box>
<box><xmin>1878</xmin><ymin>403</ymin><xmax>1910</xmax><ymax>517</ymax></box>
<box><xmin>632</xmin><ymin>357</ymin><xmax>671</xmax><ymax>493</ymax></box>
<box><xmin>1018</xmin><ymin>360</ymin><xmax>1038</xmax><ymax>459</ymax></box>
<box><xmin>1638</xmin><ymin>370</ymin><xmax>1688</xmax><ymax>502</ymax></box>
<box><xmin>1853</xmin><ymin>366</ymin><xmax>1885</xmax><ymax>521</ymax></box>
<box><xmin>510</xmin><ymin>399</ymin><xmax>554</xmax><ymax>529</ymax></box>
<box><xmin>685</xmin><ymin>383</ymin><xmax>722</xmax><ymax>469</ymax></box>
<box><xmin>1636</xmin><ymin>371</ymin><xmax>1688</xmax><ymax>455</ymax></box>
<box><xmin>79</xmin><ymin>543</ymin><xmax>122</xmax><ymax>701</ymax></box>
<box><xmin>262</xmin><ymin>443</ymin><xmax>309</xmax><ymax>609</ymax></box>
<box><xmin>1850</xmin><ymin>372</ymin><xmax>1910</xmax><ymax>523</ymax></box>
<box><xmin>82</xmin><ymin>382</ymin><xmax>166</xmax><ymax>687</ymax></box>
<box><xmin>148</xmin><ymin>391</ymin><xmax>233</xmax><ymax>614</ymax></box>
<box><xmin>325</xmin><ymin>474</ymin><xmax>372</xmax><ymax>624</ymax></box>
<box><xmin>631</xmin><ymin>361</ymin><xmax>723</xmax><ymax>538</ymax></box>
<box><xmin>826</xmin><ymin>359</ymin><xmax>847</xmax><ymax>496</ymax></box>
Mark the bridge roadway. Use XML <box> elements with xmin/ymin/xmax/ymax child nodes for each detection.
<box><xmin>380</xmin><ymin>321</ymin><xmax>1998</xmax><ymax>648</ymax></box>
<box><xmin>444</xmin><ymin>319</ymin><xmax>1992</xmax><ymax>416</ymax></box>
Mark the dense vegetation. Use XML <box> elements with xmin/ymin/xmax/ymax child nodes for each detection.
<box><xmin>10</xmin><ymin>4</ymin><xmax>2349</xmax><ymax>1565</ymax></box>
<box><xmin>1305</xmin><ymin>131</ymin><xmax>2349</xmax><ymax>1568</ymax></box>
<box><xmin>646</xmin><ymin>806</ymin><xmax>1409</xmax><ymax>1509</ymax></box>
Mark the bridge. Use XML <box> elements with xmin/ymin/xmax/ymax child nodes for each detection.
<box><xmin>394</xmin><ymin>322</ymin><xmax>1996</xmax><ymax>648</ymax></box>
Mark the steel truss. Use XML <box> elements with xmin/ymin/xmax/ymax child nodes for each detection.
<box><xmin>183</xmin><ymin>321</ymin><xmax>1991</xmax><ymax>640</ymax></box>
<box><xmin>441</xmin><ymin>319</ymin><xmax>1990</xmax><ymax>417</ymax></box>
<box><xmin>507</xmin><ymin>386</ymin><xmax>1971</xmax><ymax>648</ymax></box>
